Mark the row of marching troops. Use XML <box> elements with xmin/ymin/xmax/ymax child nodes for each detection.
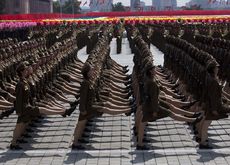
<box><xmin>136</xmin><ymin>22</ymin><xmax>230</xmax><ymax>149</ymax></box>
<box><xmin>137</xmin><ymin>22</ymin><xmax>230</xmax><ymax>93</ymax></box>
<box><xmin>71</xmin><ymin>25</ymin><xmax>134</xmax><ymax>149</ymax></box>
<box><xmin>0</xmin><ymin>23</ymin><xmax>84</xmax><ymax>149</ymax></box>
<box><xmin>125</xmin><ymin>24</ymin><xmax>202</xmax><ymax>150</ymax></box>
<box><xmin>0</xmin><ymin>22</ymin><xmax>132</xmax><ymax>150</ymax></box>
<box><xmin>0</xmin><ymin>20</ymin><xmax>229</xmax><ymax>150</ymax></box>
<box><xmin>0</xmin><ymin>24</ymin><xmax>87</xmax><ymax>149</ymax></box>
<box><xmin>137</xmin><ymin>21</ymin><xmax>230</xmax><ymax>53</ymax></box>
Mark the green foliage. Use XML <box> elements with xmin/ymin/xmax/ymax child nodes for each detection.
<box><xmin>183</xmin><ymin>5</ymin><xmax>203</xmax><ymax>10</ymax></box>
<box><xmin>112</xmin><ymin>2</ymin><xmax>126</xmax><ymax>12</ymax></box>
<box><xmin>53</xmin><ymin>1</ymin><xmax>61</xmax><ymax>13</ymax></box>
<box><xmin>53</xmin><ymin>0</ymin><xmax>81</xmax><ymax>14</ymax></box>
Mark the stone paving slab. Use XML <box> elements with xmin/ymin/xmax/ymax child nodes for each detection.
<box><xmin>0</xmin><ymin>39</ymin><xmax>230</xmax><ymax>165</ymax></box>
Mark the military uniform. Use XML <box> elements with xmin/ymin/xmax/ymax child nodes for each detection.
<box><xmin>15</xmin><ymin>78</ymin><xmax>39</xmax><ymax>123</ymax></box>
<box><xmin>78</xmin><ymin>79</ymin><xmax>99</xmax><ymax>121</ymax></box>
<box><xmin>142</xmin><ymin>76</ymin><xmax>159</xmax><ymax>122</ymax></box>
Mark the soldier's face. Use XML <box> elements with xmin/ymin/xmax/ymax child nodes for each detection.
<box><xmin>87</xmin><ymin>68</ymin><xmax>94</xmax><ymax>79</ymax></box>
<box><xmin>27</xmin><ymin>66</ymin><xmax>33</xmax><ymax>75</ymax></box>
<box><xmin>21</xmin><ymin>68</ymin><xmax>28</xmax><ymax>78</ymax></box>
<box><xmin>151</xmin><ymin>67</ymin><xmax>155</xmax><ymax>75</ymax></box>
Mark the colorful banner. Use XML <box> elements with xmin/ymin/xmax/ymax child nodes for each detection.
<box><xmin>0</xmin><ymin>10</ymin><xmax>230</xmax><ymax>21</ymax></box>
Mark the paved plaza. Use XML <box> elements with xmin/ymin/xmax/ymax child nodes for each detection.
<box><xmin>1</xmin><ymin>39</ymin><xmax>230</xmax><ymax>165</ymax></box>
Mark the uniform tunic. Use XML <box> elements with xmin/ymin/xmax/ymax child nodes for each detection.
<box><xmin>15</xmin><ymin>78</ymin><xmax>39</xmax><ymax>123</ymax></box>
<box><xmin>78</xmin><ymin>80</ymin><xmax>99</xmax><ymax>121</ymax></box>
<box><xmin>142</xmin><ymin>77</ymin><xmax>159</xmax><ymax>122</ymax></box>
<box><xmin>204</xmin><ymin>75</ymin><xmax>228</xmax><ymax>120</ymax></box>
